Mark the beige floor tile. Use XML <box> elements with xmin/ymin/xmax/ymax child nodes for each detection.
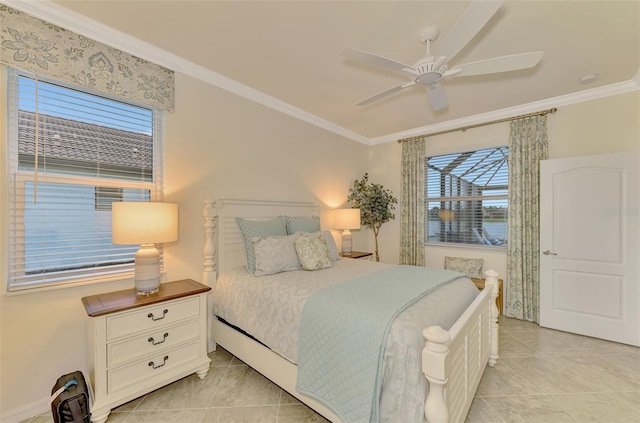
<box><xmin>499</xmin><ymin>333</ymin><xmax>537</xmax><ymax>357</ymax></box>
<box><xmin>105</xmin><ymin>411</ymin><xmax>131</xmax><ymax>422</ymax></box>
<box><xmin>21</xmin><ymin>414</ymin><xmax>53</xmax><ymax>423</ymax></box>
<box><xmin>277</xmin><ymin>404</ymin><xmax>330</xmax><ymax>423</ymax></box>
<box><xmin>136</xmin><ymin>369</ymin><xmax>226</xmax><ymax>410</ymax></box>
<box><xmin>616</xmin><ymin>391</ymin><xmax>640</xmax><ymax>413</ymax></box>
<box><xmin>508</xmin><ymin>330</ymin><xmax>588</xmax><ymax>356</ymax></box>
<box><xmin>210</xmin><ymin>364</ymin><xmax>282</xmax><ymax>407</ymax></box>
<box><xmin>279</xmin><ymin>389</ymin><xmax>303</xmax><ymax>405</ymax></box>
<box><xmin>112</xmin><ymin>395</ymin><xmax>146</xmax><ymax>412</ymax></box>
<box><xmin>499</xmin><ymin>317</ymin><xmax>540</xmax><ymax>333</ymax></box>
<box><xmin>209</xmin><ymin>347</ymin><xmax>236</xmax><ymax>366</ymax></box>
<box><xmin>476</xmin><ymin>361</ymin><xmax>542</xmax><ymax>396</ymax></box>
<box><xmin>549</xmin><ymin>392</ymin><xmax>640</xmax><ymax>423</ymax></box>
<box><xmin>202</xmin><ymin>405</ymin><xmax>278</xmax><ymax>422</ymax></box>
<box><xmin>464</xmin><ymin>397</ymin><xmax>506</xmax><ymax>423</ymax></box>
<box><xmin>500</xmin><ymin>356</ymin><xmax>597</xmax><ymax>394</ymax></box>
<box><xmin>554</xmin><ymin>354</ymin><xmax>640</xmax><ymax>392</ymax></box>
<box><xmin>122</xmin><ymin>409</ymin><xmax>205</xmax><ymax>423</ymax></box>
<box><xmin>483</xmin><ymin>394</ymin><xmax>578</xmax><ymax>422</ymax></box>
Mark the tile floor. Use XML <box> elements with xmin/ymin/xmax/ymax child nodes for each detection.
<box><xmin>24</xmin><ymin>317</ymin><xmax>639</xmax><ymax>423</ymax></box>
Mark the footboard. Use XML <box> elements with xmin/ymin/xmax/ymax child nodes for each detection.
<box><xmin>422</xmin><ymin>271</ymin><xmax>500</xmax><ymax>423</ymax></box>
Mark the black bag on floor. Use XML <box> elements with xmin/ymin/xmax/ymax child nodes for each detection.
<box><xmin>50</xmin><ymin>371</ymin><xmax>91</xmax><ymax>423</ymax></box>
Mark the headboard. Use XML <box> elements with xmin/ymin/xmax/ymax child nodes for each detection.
<box><xmin>202</xmin><ymin>198</ymin><xmax>318</xmax><ymax>287</ymax></box>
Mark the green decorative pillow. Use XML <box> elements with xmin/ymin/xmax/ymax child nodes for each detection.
<box><xmin>236</xmin><ymin>216</ymin><xmax>287</xmax><ymax>273</ymax></box>
<box><xmin>285</xmin><ymin>216</ymin><xmax>321</xmax><ymax>235</ymax></box>
<box><xmin>296</xmin><ymin>230</ymin><xmax>340</xmax><ymax>261</ymax></box>
<box><xmin>444</xmin><ymin>256</ymin><xmax>484</xmax><ymax>279</ymax></box>
<box><xmin>294</xmin><ymin>234</ymin><xmax>333</xmax><ymax>271</ymax></box>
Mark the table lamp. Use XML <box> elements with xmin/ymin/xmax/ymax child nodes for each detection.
<box><xmin>112</xmin><ymin>202</ymin><xmax>178</xmax><ymax>295</ymax></box>
<box><xmin>334</xmin><ymin>208</ymin><xmax>361</xmax><ymax>255</ymax></box>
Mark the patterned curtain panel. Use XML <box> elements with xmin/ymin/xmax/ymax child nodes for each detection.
<box><xmin>506</xmin><ymin>115</ymin><xmax>548</xmax><ymax>322</ymax></box>
<box><xmin>0</xmin><ymin>5</ymin><xmax>174</xmax><ymax>111</ymax></box>
<box><xmin>399</xmin><ymin>136</ymin><xmax>425</xmax><ymax>266</ymax></box>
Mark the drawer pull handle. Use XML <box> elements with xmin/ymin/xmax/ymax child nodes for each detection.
<box><xmin>149</xmin><ymin>355</ymin><xmax>169</xmax><ymax>369</ymax></box>
<box><xmin>148</xmin><ymin>333</ymin><xmax>169</xmax><ymax>345</ymax></box>
<box><xmin>147</xmin><ymin>309</ymin><xmax>168</xmax><ymax>321</ymax></box>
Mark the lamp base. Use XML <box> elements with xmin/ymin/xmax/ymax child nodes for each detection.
<box><xmin>341</xmin><ymin>229</ymin><xmax>353</xmax><ymax>255</ymax></box>
<box><xmin>135</xmin><ymin>244</ymin><xmax>161</xmax><ymax>295</ymax></box>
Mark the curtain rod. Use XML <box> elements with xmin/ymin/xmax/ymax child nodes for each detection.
<box><xmin>398</xmin><ymin>107</ymin><xmax>557</xmax><ymax>143</ymax></box>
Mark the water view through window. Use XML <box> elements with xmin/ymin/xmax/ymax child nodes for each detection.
<box><xmin>426</xmin><ymin>147</ymin><xmax>508</xmax><ymax>247</ymax></box>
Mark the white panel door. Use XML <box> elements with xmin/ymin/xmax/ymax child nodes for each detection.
<box><xmin>540</xmin><ymin>151</ymin><xmax>639</xmax><ymax>346</ymax></box>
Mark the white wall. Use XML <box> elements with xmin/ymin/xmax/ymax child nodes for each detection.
<box><xmin>161</xmin><ymin>73</ymin><xmax>371</xmax><ymax>283</ymax></box>
<box><xmin>369</xmin><ymin>89</ymin><xmax>640</xmax><ymax>298</ymax></box>
<box><xmin>0</xmin><ymin>70</ymin><xmax>369</xmax><ymax>422</ymax></box>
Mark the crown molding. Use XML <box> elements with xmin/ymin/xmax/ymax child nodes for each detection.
<box><xmin>2</xmin><ymin>0</ymin><xmax>370</xmax><ymax>145</ymax></box>
<box><xmin>370</xmin><ymin>76</ymin><xmax>640</xmax><ymax>145</ymax></box>
<box><xmin>4</xmin><ymin>1</ymin><xmax>638</xmax><ymax>148</ymax></box>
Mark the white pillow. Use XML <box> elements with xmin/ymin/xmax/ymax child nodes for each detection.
<box><xmin>294</xmin><ymin>234</ymin><xmax>333</xmax><ymax>271</ymax></box>
<box><xmin>253</xmin><ymin>235</ymin><xmax>302</xmax><ymax>276</ymax></box>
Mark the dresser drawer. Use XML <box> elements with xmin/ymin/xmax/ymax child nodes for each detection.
<box><xmin>107</xmin><ymin>340</ymin><xmax>201</xmax><ymax>395</ymax></box>
<box><xmin>107</xmin><ymin>319</ymin><xmax>200</xmax><ymax>367</ymax></box>
<box><xmin>106</xmin><ymin>297</ymin><xmax>199</xmax><ymax>340</ymax></box>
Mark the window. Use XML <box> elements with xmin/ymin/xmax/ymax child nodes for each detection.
<box><xmin>426</xmin><ymin>146</ymin><xmax>508</xmax><ymax>247</ymax></box>
<box><xmin>6</xmin><ymin>69</ymin><xmax>164</xmax><ymax>291</ymax></box>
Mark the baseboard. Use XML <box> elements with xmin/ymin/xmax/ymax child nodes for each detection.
<box><xmin>1</xmin><ymin>397</ymin><xmax>49</xmax><ymax>423</ymax></box>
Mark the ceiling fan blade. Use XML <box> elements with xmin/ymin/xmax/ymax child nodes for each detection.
<box><xmin>437</xmin><ymin>0</ymin><xmax>503</xmax><ymax>63</ymax></box>
<box><xmin>342</xmin><ymin>47</ymin><xmax>417</xmax><ymax>75</ymax></box>
<box><xmin>447</xmin><ymin>51</ymin><xmax>543</xmax><ymax>77</ymax></box>
<box><xmin>356</xmin><ymin>81</ymin><xmax>416</xmax><ymax>106</ymax></box>
<box><xmin>427</xmin><ymin>83</ymin><xmax>448</xmax><ymax>111</ymax></box>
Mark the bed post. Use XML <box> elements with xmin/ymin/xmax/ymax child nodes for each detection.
<box><xmin>203</xmin><ymin>199</ymin><xmax>217</xmax><ymax>352</ymax></box>
<box><xmin>485</xmin><ymin>269</ymin><xmax>500</xmax><ymax>366</ymax></box>
<box><xmin>422</xmin><ymin>326</ymin><xmax>451</xmax><ymax>423</ymax></box>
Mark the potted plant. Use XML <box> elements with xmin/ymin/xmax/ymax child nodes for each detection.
<box><xmin>347</xmin><ymin>173</ymin><xmax>397</xmax><ymax>262</ymax></box>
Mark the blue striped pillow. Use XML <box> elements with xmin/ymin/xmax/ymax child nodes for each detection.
<box><xmin>236</xmin><ymin>216</ymin><xmax>287</xmax><ymax>273</ymax></box>
<box><xmin>285</xmin><ymin>216</ymin><xmax>321</xmax><ymax>235</ymax></box>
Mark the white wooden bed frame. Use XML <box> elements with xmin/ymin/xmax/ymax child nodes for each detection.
<box><xmin>202</xmin><ymin>198</ymin><xmax>499</xmax><ymax>423</ymax></box>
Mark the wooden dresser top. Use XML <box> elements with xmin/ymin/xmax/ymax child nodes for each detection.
<box><xmin>81</xmin><ymin>279</ymin><xmax>211</xmax><ymax>317</ymax></box>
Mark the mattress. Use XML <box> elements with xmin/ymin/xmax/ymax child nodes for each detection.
<box><xmin>213</xmin><ymin>259</ymin><xmax>479</xmax><ymax>422</ymax></box>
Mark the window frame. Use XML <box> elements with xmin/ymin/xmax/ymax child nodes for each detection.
<box><xmin>6</xmin><ymin>68</ymin><xmax>165</xmax><ymax>293</ymax></box>
<box><xmin>425</xmin><ymin>146</ymin><xmax>508</xmax><ymax>249</ymax></box>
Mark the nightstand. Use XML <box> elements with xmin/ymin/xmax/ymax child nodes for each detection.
<box><xmin>340</xmin><ymin>251</ymin><xmax>373</xmax><ymax>260</ymax></box>
<box><xmin>82</xmin><ymin>279</ymin><xmax>211</xmax><ymax>423</ymax></box>
<box><xmin>471</xmin><ymin>277</ymin><xmax>503</xmax><ymax>314</ymax></box>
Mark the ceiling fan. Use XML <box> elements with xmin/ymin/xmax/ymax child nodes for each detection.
<box><xmin>342</xmin><ymin>0</ymin><xmax>543</xmax><ymax>111</ymax></box>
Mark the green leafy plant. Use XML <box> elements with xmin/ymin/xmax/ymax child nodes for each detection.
<box><xmin>347</xmin><ymin>173</ymin><xmax>398</xmax><ymax>262</ymax></box>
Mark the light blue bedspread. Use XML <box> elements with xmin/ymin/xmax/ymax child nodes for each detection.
<box><xmin>296</xmin><ymin>266</ymin><xmax>464</xmax><ymax>423</ymax></box>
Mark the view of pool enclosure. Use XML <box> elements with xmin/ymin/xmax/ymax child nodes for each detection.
<box><xmin>426</xmin><ymin>147</ymin><xmax>508</xmax><ymax>247</ymax></box>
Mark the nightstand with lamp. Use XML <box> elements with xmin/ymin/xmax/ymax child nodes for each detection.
<box><xmin>82</xmin><ymin>201</ymin><xmax>211</xmax><ymax>423</ymax></box>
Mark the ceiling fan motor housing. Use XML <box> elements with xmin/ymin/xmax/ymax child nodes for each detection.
<box><xmin>414</xmin><ymin>57</ymin><xmax>448</xmax><ymax>86</ymax></box>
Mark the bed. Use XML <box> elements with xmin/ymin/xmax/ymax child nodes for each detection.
<box><xmin>202</xmin><ymin>198</ymin><xmax>499</xmax><ymax>423</ymax></box>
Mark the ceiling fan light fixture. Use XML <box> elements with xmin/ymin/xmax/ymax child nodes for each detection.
<box><xmin>416</xmin><ymin>71</ymin><xmax>442</xmax><ymax>86</ymax></box>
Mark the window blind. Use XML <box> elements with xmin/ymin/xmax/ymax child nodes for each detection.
<box><xmin>425</xmin><ymin>146</ymin><xmax>508</xmax><ymax>247</ymax></box>
<box><xmin>7</xmin><ymin>69</ymin><xmax>165</xmax><ymax>291</ymax></box>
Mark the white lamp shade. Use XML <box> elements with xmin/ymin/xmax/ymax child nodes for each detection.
<box><xmin>334</xmin><ymin>208</ymin><xmax>361</xmax><ymax>230</ymax></box>
<box><xmin>112</xmin><ymin>202</ymin><xmax>178</xmax><ymax>245</ymax></box>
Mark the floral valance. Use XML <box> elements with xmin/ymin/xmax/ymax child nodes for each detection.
<box><xmin>0</xmin><ymin>5</ymin><xmax>174</xmax><ymax>111</ymax></box>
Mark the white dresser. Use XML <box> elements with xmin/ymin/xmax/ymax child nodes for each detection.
<box><xmin>82</xmin><ymin>279</ymin><xmax>211</xmax><ymax>423</ymax></box>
